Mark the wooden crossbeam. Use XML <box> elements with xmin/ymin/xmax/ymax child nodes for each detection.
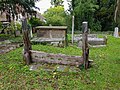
<box><xmin>31</xmin><ymin>50</ymin><xmax>83</xmax><ymax>66</ymax></box>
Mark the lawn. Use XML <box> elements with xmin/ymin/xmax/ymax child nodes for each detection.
<box><xmin>0</xmin><ymin>35</ymin><xmax>120</xmax><ymax>90</ymax></box>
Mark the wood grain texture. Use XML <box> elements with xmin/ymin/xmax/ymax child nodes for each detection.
<box><xmin>30</xmin><ymin>50</ymin><xmax>83</xmax><ymax>66</ymax></box>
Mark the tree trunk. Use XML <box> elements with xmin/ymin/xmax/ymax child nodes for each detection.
<box><xmin>114</xmin><ymin>0</ymin><xmax>120</xmax><ymax>23</ymax></box>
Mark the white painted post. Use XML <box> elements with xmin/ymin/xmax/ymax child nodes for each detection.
<box><xmin>72</xmin><ymin>16</ymin><xmax>75</xmax><ymax>44</ymax></box>
<box><xmin>30</xmin><ymin>28</ymin><xmax>33</xmax><ymax>38</ymax></box>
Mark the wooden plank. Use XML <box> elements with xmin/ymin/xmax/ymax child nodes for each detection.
<box><xmin>32</xmin><ymin>58</ymin><xmax>83</xmax><ymax>66</ymax></box>
<box><xmin>82</xmin><ymin>22</ymin><xmax>89</xmax><ymax>69</ymax></box>
<box><xmin>30</xmin><ymin>50</ymin><xmax>83</xmax><ymax>66</ymax></box>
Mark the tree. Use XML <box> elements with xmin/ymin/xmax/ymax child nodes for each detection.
<box><xmin>95</xmin><ymin>0</ymin><xmax>116</xmax><ymax>31</ymax></box>
<box><xmin>51</xmin><ymin>0</ymin><xmax>64</xmax><ymax>7</ymax></box>
<box><xmin>43</xmin><ymin>6</ymin><xmax>67</xmax><ymax>26</ymax></box>
<box><xmin>69</xmin><ymin>0</ymin><xmax>116</xmax><ymax>31</ymax></box>
<box><xmin>0</xmin><ymin>0</ymin><xmax>40</xmax><ymax>34</ymax></box>
<box><xmin>114</xmin><ymin>0</ymin><xmax>120</xmax><ymax>26</ymax></box>
<box><xmin>29</xmin><ymin>17</ymin><xmax>44</xmax><ymax>27</ymax></box>
<box><xmin>72</xmin><ymin>0</ymin><xmax>99</xmax><ymax>31</ymax></box>
<box><xmin>0</xmin><ymin>0</ymin><xmax>40</xmax><ymax>21</ymax></box>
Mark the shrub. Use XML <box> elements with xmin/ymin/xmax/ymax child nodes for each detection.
<box><xmin>16</xmin><ymin>22</ymin><xmax>22</xmax><ymax>31</ymax></box>
<box><xmin>0</xmin><ymin>21</ymin><xmax>2</xmax><ymax>30</ymax></box>
<box><xmin>10</xmin><ymin>22</ymin><xmax>16</xmax><ymax>31</ymax></box>
<box><xmin>29</xmin><ymin>17</ymin><xmax>44</xmax><ymax>27</ymax></box>
<box><xmin>43</xmin><ymin>6</ymin><xmax>67</xmax><ymax>26</ymax></box>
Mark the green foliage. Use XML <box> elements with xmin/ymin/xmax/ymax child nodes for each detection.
<box><xmin>9</xmin><ymin>36</ymin><xmax>23</xmax><ymax>43</ymax></box>
<box><xmin>74</xmin><ymin>0</ymin><xmax>99</xmax><ymax>15</ymax></box>
<box><xmin>70</xmin><ymin>0</ymin><xmax>116</xmax><ymax>31</ymax></box>
<box><xmin>51</xmin><ymin>0</ymin><xmax>64</xmax><ymax>7</ymax></box>
<box><xmin>10</xmin><ymin>22</ymin><xmax>22</xmax><ymax>31</ymax></box>
<box><xmin>91</xmin><ymin>20</ymin><xmax>102</xmax><ymax>31</ymax></box>
<box><xmin>0</xmin><ymin>34</ymin><xmax>10</xmax><ymax>40</ymax></box>
<box><xmin>0</xmin><ymin>34</ymin><xmax>23</xmax><ymax>43</ymax></box>
<box><xmin>95</xmin><ymin>0</ymin><xmax>116</xmax><ymax>31</ymax></box>
<box><xmin>16</xmin><ymin>23</ymin><xmax>22</xmax><ymax>31</ymax></box>
<box><xmin>45</xmin><ymin>15</ymin><xmax>66</xmax><ymax>26</ymax></box>
<box><xmin>43</xmin><ymin>6</ymin><xmax>67</xmax><ymax>26</ymax></box>
<box><xmin>10</xmin><ymin>22</ymin><xmax>16</xmax><ymax>31</ymax></box>
<box><xmin>29</xmin><ymin>17</ymin><xmax>44</xmax><ymax>27</ymax></box>
<box><xmin>66</xmin><ymin>15</ymin><xmax>72</xmax><ymax>32</ymax></box>
<box><xmin>0</xmin><ymin>0</ymin><xmax>38</xmax><ymax>13</ymax></box>
<box><xmin>0</xmin><ymin>0</ymin><xmax>39</xmax><ymax>21</ymax></box>
<box><xmin>32</xmin><ymin>45</ymin><xmax>82</xmax><ymax>56</ymax></box>
<box><xmin>0</xmin><ymin>21</ymin><xmax>2</xmax><ymax>29</ymax></box>
<box><xmin>73</xmin><ymin>0</ymin><xmax>99</xmax><ymax>31</ymax></box>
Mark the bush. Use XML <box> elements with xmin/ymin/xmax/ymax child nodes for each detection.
<box><xmin>16</xmin><ymin>22</ymin><xmax>22</xmax><ymax>31</ymax></box>
<box><xmin>45</xmin><ymin>15</ymin><xmax>66</xmax><ymax>26</ymax></box>
<box><xmin>43</xmin><ymin>6</ymin><xmax>67</xmax><ymax>26</ymax></box>
<box><xmin>10</xmin><ymin>22</ymin><xmax>16</xmax><ymax>31</ymax></box>
<box><xmin>29</xmin><ymin>17</ymin><xmax>44</xmax><ymax>27</ymax></box>
<box><xmin>0</xmin><ymin>21</ymin><xmax>2</xmax><ymax>29</ymax></box>
<box><xmin>91</xmin><ymin>21</ymin><xmax>102</xmax><ymax>31</ymax></box>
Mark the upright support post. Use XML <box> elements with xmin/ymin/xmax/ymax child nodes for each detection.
<box><xmin>72</xmin><ymin>16</ymin><xmax>75</xmax><ymax>44</ymax></box>
<box><xmin>22</xmin><ymin>18</ymin><xmax>32</xmax><ymax>65</ymax></box>
<box><xmin>82</xmin><ymin>22</ymin><xmax>89</xmax><ymax>69</ymax></box>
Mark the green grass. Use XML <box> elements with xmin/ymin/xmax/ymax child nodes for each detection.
<box><xmin>32</xmin><ymin>45</ymin><xmax>82</xmax><ymax>56</ymax></box>
<box><xmin>0</xmin><ymin>35</ymin><xmax>120</xmax><ymax>90</ymax></box>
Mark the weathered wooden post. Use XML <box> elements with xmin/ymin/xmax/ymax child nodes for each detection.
<box><xmin>22</xmin><ymin>18</ymin><xmax>32</xmax><ymax>65</ymax></box>
<box><xmin>82</xmin><ymin>22</ymin><xmax>89</xmax><ymax>69</ymax></box>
